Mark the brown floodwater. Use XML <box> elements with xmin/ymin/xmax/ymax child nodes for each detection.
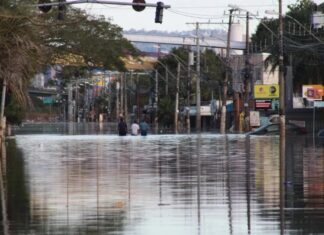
<box><xmin>1</xmin><ymin>125</ymin><xmax>324</xmax><ymax>234</ymax></box>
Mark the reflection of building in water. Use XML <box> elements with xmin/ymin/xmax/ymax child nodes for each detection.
<box><xmin>253</xmin><ymin>138</ymin><xmax>280</xmax><ymax>206</ymax></box>
<box><xmin>303</xmin><ymin>148</ymin><xmax>324</xmax><ymax>208</ymax></box>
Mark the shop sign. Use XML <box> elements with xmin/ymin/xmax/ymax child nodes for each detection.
<box><xmin>254</xmin><ymin>84</ymin><xmax>279</xmax><ymax>99</ymax></box>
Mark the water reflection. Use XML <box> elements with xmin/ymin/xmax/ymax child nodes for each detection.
<box><xmin>1</xmin><ymin>134</ymin><xmax>324</xmax><ymax>234</ymax></box>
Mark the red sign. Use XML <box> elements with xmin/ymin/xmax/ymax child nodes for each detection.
<box><xmin>255</xmin><ymin>99</ymin><xmax>272</xmax><ymax>109</ymax></box>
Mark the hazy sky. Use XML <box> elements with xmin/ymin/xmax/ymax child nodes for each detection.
<box><xmin>76</xmin><ymin>0</ymin><xmax>323</xmax><ymax>33</ymax></box>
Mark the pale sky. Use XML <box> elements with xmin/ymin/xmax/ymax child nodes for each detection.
<box><xmin>75</xmin><ymin>0</ymin><xmax>323</xmax><ymax>33</ymax></box>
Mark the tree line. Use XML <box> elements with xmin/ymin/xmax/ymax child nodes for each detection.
<box><xmin>0</xmin><ymin>0</ymin><xmax>137</xmax><ymax>124</ymax></box>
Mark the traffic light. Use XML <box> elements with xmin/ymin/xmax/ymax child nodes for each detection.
<box><xmin>38</xmin><ymin>0</ymin><xmax>52</xmax><ymax>13</ymax></box>
<box><xmin>57</xmin><ymin>0</ymin><xmax>66</xmax><ymax>20</ymax></box>
<box><xmin>132</xmin><ymin>0</ymin><xmax>146</xmax><ymax>12</ymax></box>
<box><xmin>242</xmin><ymin>68</ymin><xmax>251</xmax><ymax>80</ymax></box>
<box><xmin>155</xmin><ymin>1</ymin><xmax>164</xmax><ymax>24</ymax></box>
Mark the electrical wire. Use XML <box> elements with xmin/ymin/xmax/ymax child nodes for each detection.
<box><xmin>167</xmin><ymin>9</ymin><xmax>227</xmax><ymax>20</ymax></box>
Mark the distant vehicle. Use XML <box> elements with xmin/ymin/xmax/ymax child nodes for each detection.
<box><xmin>318</xmin><ymin>129</ymin><xmax>324</xmax><ymax>138</ymax></box>
<box><xmin>247</xmin><ymin>123</ymin><xmax>307</xmax><ymax>136</ymax></box>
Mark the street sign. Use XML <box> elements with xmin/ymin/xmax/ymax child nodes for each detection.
<box><xmin>43</xmin><ymin>97</ymin><xmax>54</xmax><ymax>104</ymax></box>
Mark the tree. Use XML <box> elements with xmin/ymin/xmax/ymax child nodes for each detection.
<box><xmin>154</xmin><ymin>47</ymin><xmax>224</xmax><ymax>128</ymax></box>
<box><xmin>252</xmin><ymin>0</ymin><xmax>324</xmax><ymax>93</ymax></box>
<box><xmin>0</xmin><ymin>8</ymin><xmax>45</xmax><ymax>125</ymax></box>
<box><xmin>1</xmin><ymin>1</ymin><xmax>138</xmax><ymax>124</ymax></box>
<box><xmin>40</xmin><ymin>7</ymin><xmax>137</xmax><ymax>71</ymax></box>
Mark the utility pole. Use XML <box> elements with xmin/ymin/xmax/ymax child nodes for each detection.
<box><xmin>120</xmin><ymin>73</ymin><xmax>124</xmax><ymax>117</ymax></box>
<box><xmin>68</xmin><ymin>83</ymin><xmax>73</xmax><ymax>122</ymax></box>
<box><xmin>136</xmin><ymin>73</ymin><xmax>140</xmax><ymax>121</ymax></box>
<box><xmin>124</xmin><ymin>72</ymin><xmax>128</xmax><ymax>123</ymax></box>
<box><xmin>187</xmin><ymin>50</ymin><xmax>193</xmax><ymax>134</ymax></box>
<box><xmin>195</xmin><ymin>22</ymin><xmax>201</xmax><ymax>133</ymax></box>
<box><xmin>278</xmin><ymin>0</ymin><xmax>286</xmax><ymax>233</ymax></box>
<box><xmin>186</xmin><ymin>21</ymin><xmax>221</xmax><ymax>133</ymax></box>
<box><xmin>220</xmin><ymin>9</ymin><xmax>234</xmax><ymax>134</ymax></box>
<box><xmin>244</xmin><ymin>12</ymin><xmax>250</xmax><ymax>131</ymax></box>
<box><xmin>116</xmin><ymin>76</ymin><xmax>120</xmax><ymax>120</ymax></box>
<box><xmin>0</xmin><ymin>78</ymin><xmax>7</xmax><ymax>139</ymax></box>
<box><xmin>175</xmin><ymin>62</ymin><xmax>180</xmax><ymax>134</ymax></box>
<box><xmin>155</xmin><ymin>69</ymin><xmax>159</xmax><ymax>133</ymax></box>
<box><xmin>186</xmin><ymin>22</ymin><xmax>201</xmax><ymax>132</ymax></box>
<box><xmin>279</xmin><ymin>1</ymin><xmax>285</xmax><ymax>154</ymax></box>
<box><xmin>165</xmin><ymin>66</ymin><xmax>169</xmax><ymax>96</ymax></box>
<box><xmin>0</xmin><ymin>79</ymin><xmax>6</xmax><ymax>123</ymax></box>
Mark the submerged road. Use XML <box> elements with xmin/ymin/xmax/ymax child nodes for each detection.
<box><xmin>1</xmin><ymin>124</ymin><xmax>324</xmax><ymax>234</ymax></box>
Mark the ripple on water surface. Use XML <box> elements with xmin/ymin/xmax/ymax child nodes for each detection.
<box><xmin>2</xmin><ymin>134</ymin><xmax>323</xmax><ymax>234</ymax></box>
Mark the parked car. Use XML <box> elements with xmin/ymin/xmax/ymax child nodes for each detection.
<box><xmin>247</xmin><ymin>123</ymin><xmax>307</xmax><ymax>136</ymax></box>
<box><xmin>318</xmin><ymin>129</ymin><xmax>324</xmax><ymax>138</ymax></box>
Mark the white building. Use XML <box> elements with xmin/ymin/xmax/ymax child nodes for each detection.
<box><xmin>231</xmin><ymin>53</ymin><xmax>279</xmax><ymax>92</ymax></box>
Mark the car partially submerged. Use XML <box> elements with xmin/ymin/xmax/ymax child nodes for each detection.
<box><xmin>247</xmin><ymin>123</ymin><xmax>307</xmax><ymax>136</ymax></box>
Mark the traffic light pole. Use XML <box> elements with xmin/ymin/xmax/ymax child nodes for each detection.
<box><xmin>36</xmin><ymin>0</ymin><xmax>170</xmax><ymax>9</ymax></box>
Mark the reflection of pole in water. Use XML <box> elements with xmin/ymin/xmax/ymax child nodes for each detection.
<box><xmin>68</xmin><ymin>122</ymin><xmax>74</xmax><ymax>135</ymax></box>
<box><xmin>176</xmin><ymin>142</ymin><xmax>180</xmax><ymax>192</ymax></box>
<box><xmin>196</xmin><ymin>135</ymin><xmax>201</xmax><ymax>235</ymax></box>
<box><xmin>225</xmin><ymin>137</ymin><xmax>233</xmax><ymax>235</ymax></box>
<box><xmin>97</xmin><ymin>141</ymin><xmax>102</xmax><ymax>232</ymax></box>
<box><xmin>157</xmin><ymin>141</ymin><xmax>170</xmax><ymax>208</ymax></box>
<box><xmin>0</xmin><ymin>142</ymin><xmax>9</xmax><ymax>235</ymax></box>
<box><xmin>158</xmin><ymin>141</ymin><xmax>162</xmax><ymax>207</ymax></box>
<box><xmin>245</xmin><ymin>137</ymin><xmax>251</xmax><ymax>234</ymax></box>
<box><xmin>128</xmin><ymin>147</ymin><xmax>131</xmax><ymax>214</ymax></box>
<box><xmin>66</xmin><ymin>143</ymin><xmax>70</xmax><ymax>233</ymax></box>
<box><xmin>280</xmin><ymin>139</ymin><xmax>285</xmax><ymax>235</ymax></box>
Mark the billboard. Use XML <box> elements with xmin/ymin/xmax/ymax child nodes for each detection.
<box><xmin>302</xmin><ymin>85</ymin><xmax>323</xmax><ymax>101</ymax></box>
<box><xmin>312</xmin><ymin>12</ymin><xmax>324</xmax><ymax>29</ymax></box>
<box><xmin>254</xmin><ymin>84</ymin><xmax>279</xmax><ymax>99</ymax></box>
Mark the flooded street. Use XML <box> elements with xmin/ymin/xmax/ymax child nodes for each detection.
<box><xmin>1</xmin><ymin>126</ymin><xmax>324</xmax><ymax>234</ymax></box>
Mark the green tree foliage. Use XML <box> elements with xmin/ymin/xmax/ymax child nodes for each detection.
<box><xmin>4</xmin><ymin>96</ymin><xmax>26</xmax><ymax>125</ymax></box>
<box><xmin>40</xmin><ymin>7</ymin><xmax>137</xmax><ymax>71</ymax></box>
<box><xmin>0</xmin><ymin>3</ymin><xmax>44</xmax><ymax>123</ymax></box>
<box><xmin>155</xmin><ymin>47</ymin><xmax>223</xmax><ymax>127</ymax></box>
<box><xmin>200</xmin><ymin>49</ymin><xmax>224</xmax><ymax>100</ymax></box>
<box><xmin>157</xmin><ymin>96</ymin><xmax>174</xmax><ymax>127</ymax></box>
<box><xmin>1</xmin><ymin>1</ymin><xmax>137</xmax><ymax>123</ymax></box>
<box><xmin>252</xmin><ymin>0</ymin><xmax>324</xmax><ymax>92</ymax></box>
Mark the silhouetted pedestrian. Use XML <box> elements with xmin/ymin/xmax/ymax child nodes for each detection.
<box><xmin>118</xmin><ymin>117</ymin><xmax>127</xmax><ymax>136</ymax></box>
<box><xmin>139</xmin><ymin>119</ymin><xmax>149</xmax><ymax>136</ymax></box>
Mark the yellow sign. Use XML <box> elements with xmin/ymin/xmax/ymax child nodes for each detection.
<box><xmin>302</xmin><ymin>85</ymin><xmax>323</xmax><ymax>100</ymax></box>
<box><xmin>254</xmin><ymin>84</ymin><xmax>279</xmax><ymax>99</ymax></box>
